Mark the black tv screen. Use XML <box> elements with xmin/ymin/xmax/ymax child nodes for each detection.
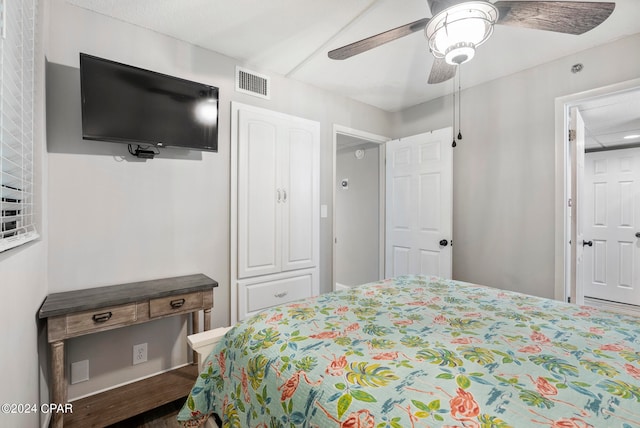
<box><xmin>80</xmin><ymin>53</ymin><xmax>218</xmax><ymax>152</ymax></box>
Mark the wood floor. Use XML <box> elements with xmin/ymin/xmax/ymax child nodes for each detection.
<box><xmin>106</xmin><ymin>398</ymin><xmax>185</xmax><ymax>428</ymax></box>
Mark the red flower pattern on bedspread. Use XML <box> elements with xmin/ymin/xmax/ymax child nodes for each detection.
<box><xmin>534</xmin><ymin>376</ymin><xmax>558</xmax><ymax>396</ymax></box>
<box><xmin>624</xmin><ymin>363</ymin><xmax>640</xmax><ymax>380</ymax></box>
<box><xmin>449</xmin><ymin>388</ymin><xmax>481</xmax><ymax>421</ymax></box>
<box><xmin>434</xmin><ymin>314</ymin><xmax>448</xmax><ymax>324</ymax></box>
<box><xmin>266</xmin><ymin>313</ymin><xmax>283</xmax><ymax>323</ymax></box>
<box><xmin>600</xmin><ymin>343</ymin><xmax>626</xmax><ymax>351</ymax></box>
<box><xmin>344</xmin><ymin>322</ymin><xmax>360</xmax><ymax>332</ymax></box>
<box><xmin>519</xmin><ymin>344</ymin><xmax>542</xmax><ymax>353</ymax></box>
<box><xmin>551</xmin><ymin>418</ymin><xmax>593</xmax><ymax>428</ymax></box>
<box><xmin>310</xmin><ymin>330</ymin><xmax>341</xmax><ymax>339</ymax></box>
<box><xmin>530</xmin><ymin>330</ymin><xmax>551</xmax><ymax>343</ymax></box>
<box><xmin>278</xmin><ymin>370</ymin><xmax>322</xmax><ymax>401</ymax></box>
<box><xmin>341</xmin><ymin>409</ymin><xmax>375</xmax><ymax>428</ymax></box>
<box><xmin>325</xmin><ymin>355</ymin><xmax>348</xmax><ymax>376</ymax></box>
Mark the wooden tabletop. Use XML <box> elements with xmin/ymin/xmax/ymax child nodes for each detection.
<box><xmin>39</xmin><ymin>273</ymin><xmax>218</xmax><ymax>318</ymax></box>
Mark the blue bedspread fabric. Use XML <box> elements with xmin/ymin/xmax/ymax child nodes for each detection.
<box><xmin>177</xmin><ymin>275</ymin><xmax>640</xmax><ymax>427</ymax></box>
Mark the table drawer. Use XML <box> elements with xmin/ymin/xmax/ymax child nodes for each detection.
<box><xmin>150</xmin><ymin>292</ymin><xmax>203</xmax><ymax>318</ymax></box>
<box><xmin>66</xmin><ymin>303</ymin><xmax>137</xmax><ymax>336</ymax></box>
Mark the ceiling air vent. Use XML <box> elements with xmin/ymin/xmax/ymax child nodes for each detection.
<box><xmin>235</xmin><ymin>66</ymin><xmax>270</xmax><ymax>99</ymax></box>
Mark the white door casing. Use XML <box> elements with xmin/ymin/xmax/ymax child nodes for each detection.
<box><xmin>583</xmin><ymin>147</ymin><xmax>640</xmax><ymax>305</ymax></box>
<box><xmin>385</xmin><ymin>128</ymin><xmax>453</xmax><ymax>279</ymax></box>
<box><xmin>332</xmin><ymin>125</ymin><xmax>388</xmax><ymax>292</ymax></box>
<box><xmin>554</xmin><ymin>79</ymin><xmax>640</xmax><ymax>303</ymax></box>
<box><xmin>570</xmin><ymin>107</ymin><xmax>586</xmax><ymax>305</ymax></box>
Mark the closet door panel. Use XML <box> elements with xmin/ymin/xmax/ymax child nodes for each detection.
<box><xmin>237</xmin><ymin>110</ymin><xmax>281</xmax><ymax>278</ymax></box>
<box><xmin>281</xmin><ymin>124</ymin><xmax>319</xmax><ymax>271</ymax></box>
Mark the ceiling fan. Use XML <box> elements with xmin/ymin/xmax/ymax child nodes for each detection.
<box><xmin>328</xmin><ymin>0</ymin><xmax>615</xmax><ymax>84</ymax></box>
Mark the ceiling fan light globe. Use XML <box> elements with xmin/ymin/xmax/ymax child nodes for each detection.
<box><xmin>435</xmin><ymin>14</ymin><xmax>486</xmax><ymax>48</ymax></box>
<box><xmin>445</xmin><ymin>43</ymin><xmax>475</xmax><ymax>65</ymax></box>
<box><xmin>425</xmin><ymin>1</ymin><xmax>498</xmax><ymax>62</ymax></box>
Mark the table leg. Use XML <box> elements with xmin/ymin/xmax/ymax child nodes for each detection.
<box><xmin>203</xmin><ymin>308</ymin><xmax>211</xmax><ymax>331</ymax></box>
<box><xmin>192</xmin><ymin>312</ymin><xmax>200</xmax><ymax>365</ymax></box>
<box><xmin>51</xmin><ymin>341</ymin><xmax>66</xmax><ymax>428</ymax></box>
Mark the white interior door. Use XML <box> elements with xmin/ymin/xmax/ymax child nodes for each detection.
<box><xmin>583</xmin><ymin>147</ymin><xmax>640</xmax><ymax>305</ymax></box>
<box><xmin>385</xmin><ymin>128</ymin><xmax>452</xmax><ymax>278</ymax></box>
<box><xmin>570</xmin><ymin>107</ymin><xmax>586</xmax><ymax>305</ymax></box>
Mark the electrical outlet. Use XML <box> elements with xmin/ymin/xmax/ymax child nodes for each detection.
<box><xmin>133</xmin><ymin>343</ymin><xmax>147</xmax><ymax>365</ymax></box>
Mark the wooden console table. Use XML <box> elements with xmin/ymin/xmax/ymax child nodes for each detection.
<box><xmin>38</xmin><ymin>274</ymin><xmax>218</xmax><ymax>428</ymax></box>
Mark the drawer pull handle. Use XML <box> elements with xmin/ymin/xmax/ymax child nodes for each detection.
<box><xmin>274</xmin><ymin>291</ymin><xmax>288</xmax><ymax>298</ymax></box>
<box><xmin>92</xmin><ymin>312</ymin><xmax>112</xmax><ymax>323</ymax></box>
<box><xmin>170</xmin><ymin>298</ymin><xmax>186</xmax><ymax>309</ymax></box>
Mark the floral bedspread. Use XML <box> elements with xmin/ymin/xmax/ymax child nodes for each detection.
<box><xmin>178</xmin><ymin>276</ymin><xmax>640</xmax><ymax>427</ymax></box>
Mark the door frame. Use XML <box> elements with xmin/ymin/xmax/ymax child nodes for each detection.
<box><xmin>553</xmin><ymin>78</ymin><xmax>640</xmax><ymax>302</ymax></box>
<box><xmin>332</xmin><ymin>125</ymin><xmax>389</xmax><ymax>291</ymax></box>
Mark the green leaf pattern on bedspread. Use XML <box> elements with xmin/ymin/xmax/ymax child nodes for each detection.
<box><xmin>178</xmin><ymin>276</ymin><xmax>640</xmax><ymax>427</ymax></box>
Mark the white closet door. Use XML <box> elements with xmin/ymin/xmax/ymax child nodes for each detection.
<box><xmin>237</xmin><ymin>109</ymin><xmax>281</xmax><ymax>278</ymax></box>
<box><xmin>281</xmin><ymin>122</ymin><xmax>319</xmax><ymax>271</ymax></box>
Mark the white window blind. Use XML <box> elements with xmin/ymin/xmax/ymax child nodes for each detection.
<box><xmin>0</xmin><ymin>0</ymin><xmax>38</xmax><ymax>253</ymax></box>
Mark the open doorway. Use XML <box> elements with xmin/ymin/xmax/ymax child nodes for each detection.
<box><xmin>332</xmin><ymin>125</ymin><xmax>388</xmax><ymax>291</ymax></box>
<box><xmin>555</xmin><ymin>79</ymin><xmax>640</xmax><ymax>316</ymax></box>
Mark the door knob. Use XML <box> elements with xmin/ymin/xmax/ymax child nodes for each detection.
<box><xmin>582</xmin><ymin>240</ymin><xmax>593</xmax><ymax>247</ymax></box>
<box><xmin>439</xmin><ymin>239</ymin><xmax>449</xmax><ymax>247</ymax></box>
<box><xmin>636</xmin><ymin>232</ymin><xmax>640</xmax><ymax>238</ymax></box>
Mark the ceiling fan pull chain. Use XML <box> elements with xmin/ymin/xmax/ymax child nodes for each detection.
<box><xmin>457</xmin><ymin>66</ymin><xmax>462</xmax><ymax>141</ymax></box>
<box><xmin>452</xmin><ymin>75</ymin><xmax>456</xmax><ymax>148</ymax></box>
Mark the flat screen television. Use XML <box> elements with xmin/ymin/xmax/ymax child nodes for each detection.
<box><xmin>80</xmin><ymin>53</ymin><xmax>219</xmax><ymax>152</ymax></box>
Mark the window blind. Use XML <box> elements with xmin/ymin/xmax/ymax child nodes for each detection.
<box><xmin>0</xmin><ymin>0</ymin><xmax>38</xmax><ymax>253</ymax></box>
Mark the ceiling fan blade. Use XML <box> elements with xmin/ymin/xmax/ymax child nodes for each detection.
<box><xmin>328</xmin><ymin>17</ymin><xmax>429</xmax><ymax>60</ymax></box>
<box><xmin>494</xmin><ymin>1</ymin><xmax>615</xmax><ymax>35</ymax></box>
<box><xmin>428</xmin><ymin>57</ymin><xmax>457</xmax><ymax>84</ymax></box>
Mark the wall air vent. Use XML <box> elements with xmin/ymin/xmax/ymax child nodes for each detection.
<box><xmin>235</xmin><ymin>66</ymin><xmax>270</xmax><ymax>99</ymax></box>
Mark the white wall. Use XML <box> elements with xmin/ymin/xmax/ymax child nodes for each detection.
<box><xmin>44</xmin><ymin>0</ymin><xmax>391</xmax><ymax>399</ymax></box>
<box><xmin>0</xmin><ymin>1</ymin><xmax>49</xmax><ymax>427</ymax></box>
<box><xmin>0</xmin><ymin>247</ymin><xmax>49</xmax><ymax>428</ymax></box>
<box><xmin>335</xmin><ymin>144</ymin><xmax>380</xmax><ymax>286</ymax></box>
<box><xmin>392</xmin><ymin>33</ymin><xmax>640</xmax><ymax>298</ymax></box>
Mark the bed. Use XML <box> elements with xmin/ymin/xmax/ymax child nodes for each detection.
<box><xmin>178</xmin><ymin>275</ymin><xmax>640</xmax><ymax>427</ymax></box>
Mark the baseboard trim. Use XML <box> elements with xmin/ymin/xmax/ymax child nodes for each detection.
<box><xmin>584</xmin><ymin>297</ymin><xmax>640</xmax><ymax>317</ymax></box>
